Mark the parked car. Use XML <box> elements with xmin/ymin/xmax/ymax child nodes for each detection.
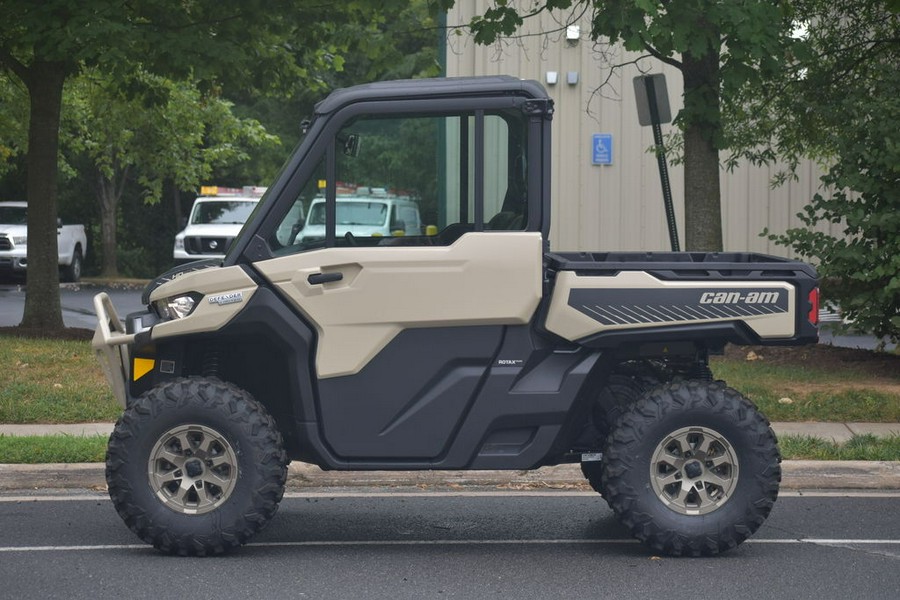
<box><xmin>173</xmin><ymin>186</ymin><xmax>266</xmax><ymax>263</ymax></box>
<box><xmin>0</xmin><ymin>201</ymin><xmax>86</xmax><ymax>282</ymax></box>
<box><xmin>294</xmin><ymin>189</ymin><xmax>423</xmax><ymax>245</ymax></box>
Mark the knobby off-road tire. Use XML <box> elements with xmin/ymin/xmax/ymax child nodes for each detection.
<box><xmin>106</xmin><ymin>377</ymin><xmax>288</xmax><ymax>556</ymax></box>
<box><xmin>601</xmin><ymin>380</ymin><xmax>781</xmax><ymax>557</ymax></box>
<box><xmin>582</xmin><ymin>373</ymin><xmax>662</xmax><ymax>496</ymax></box>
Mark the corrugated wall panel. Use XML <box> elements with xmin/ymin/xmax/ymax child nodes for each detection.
<box><xmin>446</xmin><ymin>2</ymin><xmax>836</xmax><ymax>258</ymax></box>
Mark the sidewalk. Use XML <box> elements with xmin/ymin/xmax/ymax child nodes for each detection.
<box><xmin>2</xmin><ymin>421</ymin><xmax>898</xmax><ymax>443</ymax></box>
<box><xmin>1</xmin><ymin>422</ymin><xmax>898</xmax><ymax>492</ymax></box>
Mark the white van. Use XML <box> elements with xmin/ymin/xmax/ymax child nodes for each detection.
<box><xmin>173</xmin><ymin>186</ymin><xmax>266</xmax><ymax>262</ymax></box>
<box><xmin>295</xmin><ymin>189</ymin><xmax>422</xmax><ymax>244</ymax></box>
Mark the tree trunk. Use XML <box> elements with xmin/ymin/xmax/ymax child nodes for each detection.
<box><xmin>20</xmin><ymin>59</ymin><xmax>67</xmax><ymax>332</ymax></box>
<box><xmin>98</xmin><ymin>175</ymin><xmax>120</xmax><ymax>278</ymax></box>
<box><xmin>681</xmin><ymin>50</ymin><xmax>723</xmax><ymax>252</ymax></box>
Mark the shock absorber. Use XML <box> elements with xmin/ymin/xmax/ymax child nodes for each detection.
<box><xmin>689</xmin><ymin>351</ymin><xmax>713</xmax><ymax>381</ymax></box>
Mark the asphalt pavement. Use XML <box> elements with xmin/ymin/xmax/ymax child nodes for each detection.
<box><xmin>1</xmin><ymin>492</ymin><xmax>898</xmax><ymax>599</ymax></box>
<box><xmin>0</xmin><ymin>280</ymin><xmax>147</xmax><ymax>330</ymax></box>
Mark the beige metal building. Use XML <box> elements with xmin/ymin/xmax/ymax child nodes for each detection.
<box><xmin>445</xmin><ymin>2</ymin><xmax>832</xmax><ymax>255</ymax></box>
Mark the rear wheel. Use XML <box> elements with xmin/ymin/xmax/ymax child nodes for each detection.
<box><xmin>106</xmin><ymin>377</ymin><xmax>287</xmax><ymax>555</ymax></box>
<box><xmin>581</xmin><ymin>371</ymin><xmax>663</xmax><ymax>497</ymax></box>
<box><xmin>61</xmin><ymin>247</ymin><xmax>82</xmax><ymax>282</ymax></box>
<box><xmin>601</xmin><ymin>380</ymin><xmax>780</xmax><ymax>556</ymax></box>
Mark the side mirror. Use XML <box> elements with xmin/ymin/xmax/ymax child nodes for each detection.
<box><xmin>343</xmin><ymin>133</ymin><xmax>361</xmax><ymax>157</ymax></box>
<box><xmin>180</xmin><ymin>217</ymin><xmax>188</xmax><ymax>228</ymax></box>
<box><xmin>289</xmin><ymin>219</ymin><xmax>305</xmax><ymax>245</ymax></box>
<box><xmin>57</xmin><ymin>218</ymin><xmax>63</xmax><ymax>228</ymax></box>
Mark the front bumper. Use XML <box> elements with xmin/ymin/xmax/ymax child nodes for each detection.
<box><xmin>92</xmin><ymin>292</ymin><xmax>135</xmax><ymax>408</ymax></box>
<box><xmin>0</xmin><ymin>253</ymin><xmax>27</xmax><ymax>272</ymax></box>
<box><xmin>173</xmin><ymin>249</ymin><xmax>226</xmax><ymax>261</ymax></box>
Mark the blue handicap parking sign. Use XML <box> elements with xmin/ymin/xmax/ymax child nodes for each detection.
<box><xmin>592</xmin><ymin>134</ymin><xmax>613</xmax><ymax>165</ymax></box>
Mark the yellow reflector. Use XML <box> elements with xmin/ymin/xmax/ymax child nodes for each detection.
<box><xmin>318</xmin><ymin>179</ymin><xmax>327</xmax><ymax>189</ymax></box>
<box><xmin>133</xmin><ymin>358</ymin><xmax>155</xmax><ymax>381</ymax></box>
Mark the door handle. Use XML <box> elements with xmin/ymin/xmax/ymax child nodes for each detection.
<box><xmin>307</xmin><ymin>272</ymin><xmax>343</xmax><ymax>285</ymax></box>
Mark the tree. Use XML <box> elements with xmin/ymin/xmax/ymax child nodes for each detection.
<box><xmin>64</xmin><ymin>69</ymin><xmax>278</xmax><ymax>277</ymax></box>
<box><xmin>0</xmin><ymin>0</ymin><xmax>377</xmax><ymax>333</ymax></box>
<box><xmin>447</xmin><ymin>0</ymin><xmax>801</xmax><ymax>251</ymax></box>
<box><xmin>223</xmin><ymin>0</ymin><xmax>444</xmax><ymax>187</ymax></box>
<box><xmin>0</xmin><ymin>77</ymin><xmax>27</xmax><ymax>180</ymax></box>
<box><xmin>755</xmin><ymin>1</ymin><xmax>900</xmax><ymax>342</ymax></box>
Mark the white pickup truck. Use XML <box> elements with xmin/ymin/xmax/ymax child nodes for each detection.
<box><xmin>0</xmin><ymin>201</ymin><xmax>87</xmax><ymax>282</ymax></box>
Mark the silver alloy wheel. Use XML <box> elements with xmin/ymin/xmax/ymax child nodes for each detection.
<box><xmin>148</xmin><ymin>424</ymin><xmax>238</xmax><ymax>515</ymax></box>
<box><xmin>650</xmin><ymin>426</ymin><xmax>739</xmax><ymax>515</ymax></box>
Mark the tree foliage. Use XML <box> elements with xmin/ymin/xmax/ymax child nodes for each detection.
<box><xmin>0</xmin><ymin>0</ymin><xmax>417</xmax><ymax>331</ymax></box>
<box><xmin>63</xmin><ymin>69</ymin><xmax>279</xmax><ymax>277</ymax></box>
<box><xmin>0</xmin><ymin>78</ymin><xmax>27</xmax><ymax>178</ymax></box>
<box><xmin>758</xmin><ymin>2</ymin><xmax>900</xmax><ymax>342</ymax></box>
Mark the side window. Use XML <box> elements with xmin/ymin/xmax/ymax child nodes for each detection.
<box><xmin>483</xmin><ymin>115</ymin><xmax>528</xmax><ymax>231</ymax></box>
<box><xmin>332</xmin><ymin>110</ymin><xmax>528</xmax><ymax>247</ymax></box>
<box><xmin>266</xmin><ymin>108</ymin><xmax>531</xmax><ymax>255</ymax></box>
<box><xmin>268</xmin><ymin>159</ymin><xmax>326</xmax><ymax>255</ymax></box>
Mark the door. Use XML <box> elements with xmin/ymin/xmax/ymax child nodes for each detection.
<box><xmin>255</xmin><ymin>106</ymin><xmax>544</xmax><ymax>459</ymax></box>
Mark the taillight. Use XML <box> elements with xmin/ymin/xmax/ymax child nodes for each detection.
<box><xmin>808</xmin><ymin>288</ymin><xmax>820</xmax><ymax>325</ymax></box>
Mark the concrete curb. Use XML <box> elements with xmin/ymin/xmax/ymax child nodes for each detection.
<box><xmin>3</xmin><ymin>422</ymin><xmax>898</xmax><ymax>442</ymax></box>
<box><xmin>1</xmin><ymin>461</ymin><xmax>898</xmax><ymax>493</ymax></box>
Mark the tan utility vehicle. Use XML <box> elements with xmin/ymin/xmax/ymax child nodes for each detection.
<box><xmin>93</xmin><ymin>76</ymin><xmax>819</xmax><ymax>557</ymax></box>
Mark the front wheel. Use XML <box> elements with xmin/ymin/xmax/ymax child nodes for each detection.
<box><xmin>106</xmin><ymin>377</ymin><xmax>287</xmax><ymax>555</ymax></box>
<box><xmin>602</xmin><ymin>380</ymin><xmax>781</xmax><ymax>557</ymax></box>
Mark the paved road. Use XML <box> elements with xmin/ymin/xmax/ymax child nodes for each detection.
<box><xmin>0</xmin><ymin>282</ymin><xmax>146</xmax><ymax>330</ymax></box>
<box><xmin>0</xmin><ymin>490</ymin><xmax>897</xmax><ymax>599</ymax></box>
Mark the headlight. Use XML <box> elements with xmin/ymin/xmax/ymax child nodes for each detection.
<box><xmin>174</xmin><ymin>236</ymin><xmax>184</xmax><ymax>251</ymax></box>
<box><xmin>12</xmin><ymin>236</ymin><xmax>26</xmax><ymax>245</ymax></box>
<box><xmin>154</xmin><ymin>294</ymin><xmax>200</xmax><ymax>320</ymax></box>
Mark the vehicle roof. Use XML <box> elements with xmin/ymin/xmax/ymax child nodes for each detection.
<box><xmin>310</xmin><ymin>195</ymin><xmax>414</xmax><ymax>202</ymax></box>
<box><xmin>193</xmin><ymin>197</ymin><xmax>260</xmax><ymax>203</ymax></box>
<box><xmin>315</xmin><ymin>76</ymin><xmax>548</xmax><ymax>115</ymax></box>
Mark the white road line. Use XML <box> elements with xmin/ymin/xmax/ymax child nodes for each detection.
<box><xmin>0</xmin><ymin>544</ymin><xmax>148</xmax><ymax>553</ymax></box>
<box><xmin>1</xmin><ymin>490</ymin><xmax>900</xmax><ymax>502</ymax></box>
<box><xmin>2</xmin><ymin>538</ymin><xmax>899</xmax><ymax>553</ymax></box>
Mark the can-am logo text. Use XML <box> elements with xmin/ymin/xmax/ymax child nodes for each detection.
<box><xmin>699</xmin><ymin>291</ymin><xmax>780</xmax><ymax>304</ymax></box>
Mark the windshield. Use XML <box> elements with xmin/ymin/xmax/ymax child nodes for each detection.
<box><xmin>0</xmin><ymin>206</ymin><xmax>26</xmax><ymax>225</ymax></box>
<box><xmin>307</xmin><ymin>201</ymin><xmax>388</xmax><ymax>227</ymax></box>
<box><xmin>190</xmin><ymin>200</ymin><xmax>257</xmax><ymax>225</ymax></box>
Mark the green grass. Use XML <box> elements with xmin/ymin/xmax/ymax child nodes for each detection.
<box><xmin>711</xmin><ymin>357</ymin><xmax>900</xmax><ymax>422</ymax></box>
<box><xmin>0</xmin><ymin>338</ymin><xmax>120</xmax><ymax>423</ymax></box>
<box><xmin>0</xmin><ymin>434</ymin><xmax>108</xmax><ymax>463</ymax></box>
<box><xmin>1</xmin><ymin>337</ymin><xmax>898</xmax><ymax>425</ymax></box>
<box><xmin>779</xmin><ymin>434</ymin><xmax>900</xmax><ymax>461</ymax></box>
